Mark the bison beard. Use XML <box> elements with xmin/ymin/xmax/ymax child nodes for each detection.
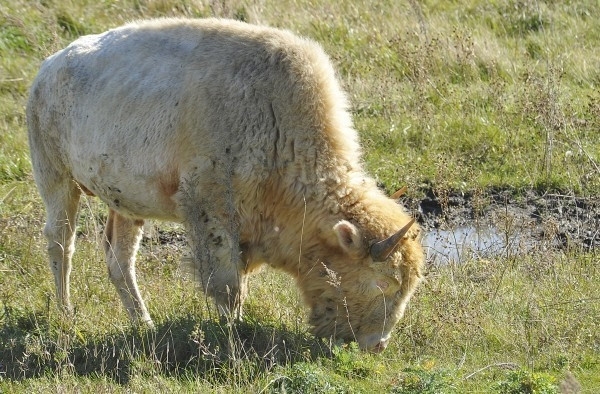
<box><xmin>27</xmin><ymin>17</ymin><xmax>424</xmax><ymax>352</ymax></box>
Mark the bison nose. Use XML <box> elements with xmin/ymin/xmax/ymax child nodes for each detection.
<box><xmin>371</xmin><ymin>338</ymin><xmax>390</xmax><ymax>353</ymax></box>
<box><xmin>360</xmin><ymin>334</ymin><xmax>391</xmax><ymax>353</ymax></box>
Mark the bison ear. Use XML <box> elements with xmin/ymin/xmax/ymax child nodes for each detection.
<box><xmin>333</xmin><ymin>220</ymin><xmax>363</xmax><ymax>255</ymax></box>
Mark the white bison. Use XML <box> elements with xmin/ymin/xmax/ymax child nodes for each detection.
<box><xmin>27</xmin><ymin>18</ymin><xmax>424</xmax><ymax>352</ymax></box>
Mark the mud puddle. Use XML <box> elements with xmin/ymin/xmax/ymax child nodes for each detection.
<box><xmin>424</xmin><ymin>225</ymin><xmax>523</xmax><ymax>263</ymax></box>
<box><xmin>407</xmin><ymin>189</ymin><xmax>599</xmax><ymax>263</ymax></box>
<box><xmin>421</xmin><ymin>224</ymin><xmax>564</xmax><ymax>263</ymax></box>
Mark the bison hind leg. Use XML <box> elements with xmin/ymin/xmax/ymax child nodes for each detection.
<box><xmin>104</xmin><ymin>209</ymin><xmax>153</xmax><ymax>327</ymax></box>
<box><xmin>40</xmin><ymin>179</ymin><xmax>82</xmax><ymax>316</ymax></box>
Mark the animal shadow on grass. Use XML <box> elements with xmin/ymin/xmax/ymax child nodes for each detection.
<box><xmin>0</xmin><ymin>309</ymin><xmax>330</xmax><ymax>384</ymax></box>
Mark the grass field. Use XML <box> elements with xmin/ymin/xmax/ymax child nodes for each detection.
<box><xmin>1</xmin><ymin>0</ymin><xmax>599</xmax><ymax>392</ymax></box>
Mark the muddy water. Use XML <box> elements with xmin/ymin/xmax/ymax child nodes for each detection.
<box><xmin>416</xmin><ymin>190</ymin><xmax>600</xmax><ymax>263</ymax></box>
<box><xmin>423</xmin><ymin>225</ymin><xmax>536</xmax><ymax>264</ymax></box>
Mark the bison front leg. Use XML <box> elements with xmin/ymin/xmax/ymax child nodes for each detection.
<box><xmin>184</xmin><ymin>215</ymin><xmax>247</xmax><ymax>319</ymax></box>
<box><xmin>103</xmin><ymin>209</ymin><xmax>153</xmax><ymax>327</ymax></box>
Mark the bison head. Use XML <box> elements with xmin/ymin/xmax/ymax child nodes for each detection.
<box><xmin>299</xmin><ymin>218</ymin><xmax>423</xmax><ymax>352</ymax></box>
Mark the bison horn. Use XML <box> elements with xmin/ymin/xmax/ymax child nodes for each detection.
<box><xmin>370</xmin><ymin>218</ymin><xmax>415</xmax><ymax>262</ymax></box>
<box><xmin>391</xmin><ymin>186</ymin><xmax>407</xmax><ymax>199</ymax></box>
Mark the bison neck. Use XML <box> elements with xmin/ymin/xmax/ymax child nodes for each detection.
<box><xmin>239</xmin><ymin>163</ymin><xmax>374</xmax><ymax>276</ymax></box>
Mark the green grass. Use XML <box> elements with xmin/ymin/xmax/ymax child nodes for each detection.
<box><xmin>1</xmin><ymin>0</ymin><xmax>599</xmax><ymax>392</ymax></box>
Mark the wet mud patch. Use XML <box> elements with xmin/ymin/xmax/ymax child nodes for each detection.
<box><xmin>406</xmin><ymin>190</ymin><xmax>600</xmax><ymax>264</ymax></box>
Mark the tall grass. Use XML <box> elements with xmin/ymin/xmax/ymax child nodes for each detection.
<box><xmin>1</xmin><ymin>0</ymin><xmax>599</xmax><ymax>392</ymax></box>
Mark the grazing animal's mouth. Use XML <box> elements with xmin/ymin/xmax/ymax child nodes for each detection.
<box><xmin>358</xmin><ymin>333</ymin><xmax>392</xmax><ymax>353</ymax></box>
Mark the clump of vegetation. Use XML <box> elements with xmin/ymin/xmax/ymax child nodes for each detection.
<box><xmin>390</xmin><ymin>364</ymin><xmax>456</xmax><ymax>394</ymax></box>
<box><xmin>270</xmin><ymin>362</ymin><xmax>350</xmax><ymax>393</ymax></box>
<box><xmin>495</xmin><ymin>369</ymin><xmax>559</xmax><ymax>394</ymax></box>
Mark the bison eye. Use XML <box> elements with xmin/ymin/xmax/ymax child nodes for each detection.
<box><xmin>375</xmin><ymin>280</ymin><xmax>389</xmax><ymax>290</ymax></box>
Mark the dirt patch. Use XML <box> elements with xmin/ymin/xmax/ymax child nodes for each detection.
<box><xmin>408</xmin><ymin>189</ymin><xmax>600</xmax><ymax>252</ymax></box>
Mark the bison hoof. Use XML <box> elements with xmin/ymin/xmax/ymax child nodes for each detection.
<box><xmin>132</xmin><ymin>317</ymin><xmax>155</xmax><ymax>330</ymax></box>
